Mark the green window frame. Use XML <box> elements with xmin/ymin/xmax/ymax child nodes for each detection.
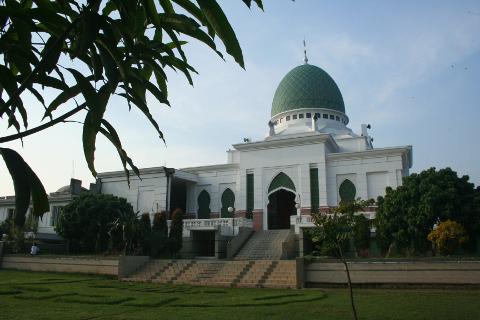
<box><xmin>310</xmin><ymin>168</ymin><xmax>319</xmax><ymax>213</ymax></box>
<box><xmin>339</xmin><ymin>179</ymin><xmax>356</xmax><ymax>203</ymax></box>
<box><xmin>246</xmin><ymin>174</ymin><xmax>254</xmax><ymax>219</ymax></box>
<box><xmin>268</xmin><ymin>172</ymin><xmax>296</xmax><ymax>194</ymax></box>
<box><xmin>221</xmin><ymin>188</ymin><xmax>235</xmax><ymax>218</ymax></box>
<box><xmin>197</xmin><ymin>190</ymin><xmax>211</xmax><ymax>219</ymax></box>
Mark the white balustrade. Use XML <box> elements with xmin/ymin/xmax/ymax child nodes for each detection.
<box><xmin>167</xmin><ymin>217</ymin><xmax>252</xmax><ymax>237</ymax></box>
<box><xmin>290</xmin><ymin>212</ymin><xmax>377</xmax><ymax>234</ymax></box>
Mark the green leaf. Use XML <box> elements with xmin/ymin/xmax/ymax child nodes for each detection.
<box><xmin>0</xmin><ymin>147</ymin><xmax>49</xmax><ymax>227</ymax></box>
<box><xmin>159</xmin><ymin>0</ymin><xmax>175</xmax><ymax>14</ymax></box>
<box><xmin>241</xmin><ymin>0</ymin><xmax>264</xmax><ymax>10</ymax></box>
<box><xmin>82</xmin><ymin>84</ymin><xmax>111</xmax><ymax>177</ymax></box>
<box><xmin>99</xmin><ymin>119</ymin><xmax>140</xmax><ymax>187</ymax></box>
<box><xmin>197</xmin><ymin>0</ymin><xmax>245</xmax><ymax>68</ymax></box>
<box><xmin>172</xmin><ymin>0</ymin><xmax>213</xmax><ymax>31</ymax></box>
<box><xmin>67</xmin><ymin>68</ymin><xmax>96</xmax><ymax>104</ymax></box>
<box><xmin>71</xmin><ymin>11</ymin><xmax>100</xmax><ymax>58</ymax></box>
<box><xmin>43</xmin><ymin>84</ymin><xmax>82</xmax><ymax>119</ymax></box>
<box><xmin>159</xmin><ymin>13</ymin><xmax>223</xmax><ymax>59</ymax></box>
<box><xmin>121</xmin><ymin>85</ymin><xmax>164</xmax><ymax>142</ymax></box>
<box><xmin>33</xmin><ymin>74</ymin><xmax>69</xmax><ymax>91</ymax></box>
<box><xmin>42</xmin><ymin>35</ymin><xmax>63</xmax><ymax>74</ymax></box>
<box><xmin>0</xmin><ymin>65</ymin><xmax>27</xmax><ymax>128</ymax></box>
<box><xmin>98</xmin><ymin>44</ymin><xmax>119</xmax><ymax>84</ymax></box>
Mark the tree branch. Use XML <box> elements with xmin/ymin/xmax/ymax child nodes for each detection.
<box><xmin>0</xmin><ymin>104</ymin><xmax>86</xmax><ymax>143</ymax></box>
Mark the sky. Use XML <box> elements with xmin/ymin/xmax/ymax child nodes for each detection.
<box><xmin>1</xmin><ymin>0</ymin><xmax>480</xmax><ymax>195</ymax></box>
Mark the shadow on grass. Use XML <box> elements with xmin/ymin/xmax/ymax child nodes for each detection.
<box><xmin>253</xmin><ymin>293</ymin><xmax>304</xmax><ymax>300</ymax></box>
<box><xmin>55</xmin><ymin>296</ymin><xmax>135</xmax><ymax>305</ymax></box>
<box><xmin>123</xmin><ymin>297</ymin><xmax>180</xmax><ymax>308</ymax></box>
<box><xmin>14</xmin><ymin>292</ymin><xmax>78</xmax><ymax>300</ymax></box>
<box><xmin>171</xmin><ymin>294</ymin><xmax>327</xmax><ymax>308</ymax></box>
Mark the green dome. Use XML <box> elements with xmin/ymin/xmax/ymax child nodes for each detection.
<box><xmin>271</xmin><ymin>64</ymin><xmax>345</xmax><ymax>117</ymax></box>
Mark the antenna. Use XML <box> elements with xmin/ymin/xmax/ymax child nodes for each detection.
<box><xmin>303</xmin><ymin>38</ymin><xmax>308</xmax><ymax>64</ymax></box>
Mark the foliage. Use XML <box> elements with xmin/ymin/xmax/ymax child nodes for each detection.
<box><xmin>138</xmin><ymin>213</ymin><xmax>152</xmax><ymax>255</ymax></box>
<box><xmin>309</xmin><ymin>211</ymin><xmax>351</xmax><ymax>257</ymax></box>
<box><xmin>0</xmin><ymin>0</ymin><xmax>263</xmax><ymax>227</ymax></box>
<box><xmin>9</xmin><ymin>225</ymin><xmax>26</xmax><ymax>253</ymax></box>
<box><xmin>147</xmin><ymin>211</ymin><xmax>169</xmax><ymax>256</ymax></box>
<box><xmin>353</xmin><ymin>214</ymin><xmax>370</xmax><ymax>255</ymax></box>
<box><xmin>109</xmin><ymin>208</ymin><xmax>141</xmax><ymax>255</ymax></box>
<box><xmin>168</xmin><ymin>208</ymin><xmax>184</xmax><ymax>255</ymax></box>
<box><xmin>152</xmin><ymin>211</ymin><xmax>168</xmax><ymax>236</ymax></box>
<box><xmin>55</xmin><ymin>193</ymin><xmax>134</xmax><ymax>253</ymax></box>
<box><xmin>375</xmin><ymin>167</ymin><xmax>480</xmax><ymax>255</ymax></box>
<box><xmin>310</xmin><ymin>199</ymin><xmax>374</xmax><ymax>257</ymax></box>
<box><xmin>427</xmin><ymin>220</ymin><xmax>469</xmax><ymax>255</ymax></box>
<box><xmin>0</xmin><ymin>219</ymin><xmax>12</xmax><ymax>239</ymax></box>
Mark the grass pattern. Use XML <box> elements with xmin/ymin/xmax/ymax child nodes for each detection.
<box><xmin>0</xmin><ymin>269</ymin><xmax>479</xmax><ymax>320</ymax></box>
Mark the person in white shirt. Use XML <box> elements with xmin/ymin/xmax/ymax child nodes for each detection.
<box><xmin>30</xmin><ymin>243</ymin><xmax>40</xmax><ymax>256</ymax></box>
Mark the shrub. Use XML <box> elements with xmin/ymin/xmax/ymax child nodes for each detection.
<box><xmin>427</xmin><ymin>219</ymin><xmax>469</xmax><ymax>255</ymax></box>
<box><xmin>56</xmin><ymin>194</ymin><xmax>134</xmax><ymax>253</ymax></box>
<box><xmin>153</xmin><ymin>211</ymin><xmax>168</xmax><ymax>236</ymax></box>
<box><xmin>149</xmin><ymin>211</ymin><xmax>169</xmax><ymax>257</ymax></box>
<box><xmin>0</xmin><ymin>219</ymin><xmax>12</xmax><ymax>240</ymax></box>
<box><xmin>138</xmin><ymin>213</ymin><xmax>152</xmax><ymax>254</ymax></box>
<box><xmin>353</xmin><ymin>214</ymin><xmax>370</xmax><ymax>256</ymax></box>
<box><xmin>168</xmin><ymin>208</ymin><xmax>184</xmax><ymax>255</ymax></box>
<box><xmin>375</xmin><ymin>167</ymin><xmax>480</xmax><ymax>255</ymax></box>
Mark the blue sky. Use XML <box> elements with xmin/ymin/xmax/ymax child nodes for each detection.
<box><xmin>1</xmin><ymin>0</ymin><xmax>479</xmax><ymax>195</ymax></box>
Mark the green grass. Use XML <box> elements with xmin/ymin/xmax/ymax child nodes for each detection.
<box><xmin>0</xmin><ymin>270</ymin><xmax>479</xmax><ymax>319</ymax></box>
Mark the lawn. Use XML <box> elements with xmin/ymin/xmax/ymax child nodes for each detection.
<box><xmin>0</xmin><ymin>270</ymin><xmax>479</xmax><ymax>320</ymax></box>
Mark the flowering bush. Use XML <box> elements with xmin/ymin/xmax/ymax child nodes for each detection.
<box><xmin>427</xmin><ymin>220</ymin><xmax>469</xmax><ymax>255</ymax></box>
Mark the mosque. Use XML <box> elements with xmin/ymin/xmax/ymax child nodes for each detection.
<box><xmin>0</xmin><ymin>57</ymin><xmax>412</xmax><ymax>258</ymax></box>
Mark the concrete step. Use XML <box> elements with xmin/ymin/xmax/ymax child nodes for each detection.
<box><xmin>124</xmin><ymin>258</ymin><xmax>298</xmax><ymax>289</ymax></box>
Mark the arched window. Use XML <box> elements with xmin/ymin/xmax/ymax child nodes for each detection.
<box><xmin>339</xmin><ymin>179</ymin><xmax>356</xmax><ymax>203</ymax></box>
<box><xmin>220</xmin><ymin>188</ymin><xmax>235</xmax><ymax>218</ymax></box>
<box><xmin>197</xmin><ymin>190</ymin><xmax>211</xmax><ymax>219</ymax></box>
<box><xmin>268</xmin><ymin>172</ymin><xmax>296</xmax><ymax>194</ymax></box>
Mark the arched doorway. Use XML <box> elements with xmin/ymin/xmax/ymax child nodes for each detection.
<box><xmin>268</xmin><ymin>189</ymin><xmax>296</xmax><ymax>229</ymax></box>
<box><xmin>197</xmin><ymin>190</ymin><xmax>211</xmax><ymax>219</ymax></box>
<box><xmin>220</xmin><ymin>188</ymin><xmax>235</xmax><ymax>218</ymax></box>
<box><xmin>267</xmin><ymin>172</ymin><xmax>297</xmax><ymax>229</ymax></box>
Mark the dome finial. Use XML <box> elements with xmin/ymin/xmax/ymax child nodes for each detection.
<box><xmin>303</xmin><ymin>38</ymin><xmax>308</xmax><ymax>64</ymax></box>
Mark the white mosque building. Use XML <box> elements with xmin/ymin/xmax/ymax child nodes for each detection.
<box><xmin>1</xmin><ymin>60</ymin><xmax>412</xmax><ymax>258</ymax></box>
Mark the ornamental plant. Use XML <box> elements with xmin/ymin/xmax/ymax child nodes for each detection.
<box><xmin>149</xmin><ymin>211</ymin><xmax>169</xmax><ymax>257</ymax></box>
<box><xmin>353</xmin><ymin>214</ymin><xmax>370</xmax><ymax>256</ymax></box>
<box><xmin>168</xmin><ymin>208</ymin><xmax>184</xmax><ymax>256</ymax></box>
<box><xmin>427</xmin><ymin>219</ymin><xmax>469</xmax><ymax>255</ymax></box>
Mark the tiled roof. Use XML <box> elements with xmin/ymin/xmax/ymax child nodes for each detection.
<box><xmin>271</xmin><ymin>64</ymin><xmax>345</xmax><ymax>117</ymax></box>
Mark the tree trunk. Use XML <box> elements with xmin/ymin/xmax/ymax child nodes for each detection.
<box><xmin>338</xmin><ymin>243</ymin><xmax>358</xmax><ymax>320</ymax></box>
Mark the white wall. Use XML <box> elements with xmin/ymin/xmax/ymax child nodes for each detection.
<box><xmin>185</xmin><ymin>168</ymin><xmax>238</xmax><ymax>217</ymax></box>
<box><xmin>99</xmin><ymin>170</ymin><xmax>168</xmax><ymax>214</ymax></box>
<box><xmin>367</xmin><ymin>171</ymin><xmax>388</xmax><ymax>200</ymax></box>
<box><xmin>327</xmin><ymin>153</ymin><xmax>405</xmax><ymax>205</ymax></box>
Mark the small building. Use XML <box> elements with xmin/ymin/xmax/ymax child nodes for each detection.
<box><xmin>0</xmin><ymin>179</ymin><xmax>86</xmax><ymax>241</ymax></box>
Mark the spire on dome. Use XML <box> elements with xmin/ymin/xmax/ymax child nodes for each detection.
<box><xmin>303</xmin><ymin>39</ymin><xmax>308</xmax><ymax>64</ymax></box>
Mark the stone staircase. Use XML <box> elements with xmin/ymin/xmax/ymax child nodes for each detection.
<box><xmin>234</xmin><ymin>230</ymin><xmax>291</xmax><ymax>260</ymax></box>
<box><xmin>123</xmin><ymin>259</ymin><xmax>298</xmax><ymax>289</ymax></box>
